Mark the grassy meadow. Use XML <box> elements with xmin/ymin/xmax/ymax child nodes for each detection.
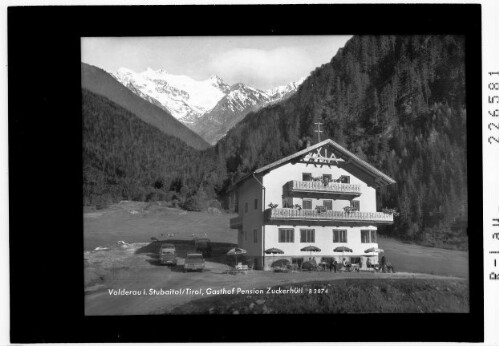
<box><xmin>168</xmin><ymin>278</ymin><xmax>469</xmax><ymax>314</ymax></box>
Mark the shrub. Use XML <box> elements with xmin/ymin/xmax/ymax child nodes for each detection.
<box><xmin>182</xmin><ymin>196</ymin><xmax>203</xmax><ymax>211</ymax></box>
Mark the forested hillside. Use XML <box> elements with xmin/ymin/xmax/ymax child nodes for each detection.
<box><xmin>213</xmin><ymin>35</ymin><xmax>467</xmax><ymax>246</ymax></box>
<box><xmin>82</xmin><ymin>89</ymin><xmax>219</xmax><ymax>209</ymax></box>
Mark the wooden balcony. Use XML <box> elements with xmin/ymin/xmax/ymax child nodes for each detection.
<box><xmin>285</xmin><ymin>180</ymin><xmax>361</xmax><ymax>198</ymax></box>
<box><xmin>265</xmin><ymin>208</ymin><xmax>393</xmax><ymax>225</ymax></box>
<box><xmin>230</xmin><ymin>215</ymin><xmax>243</xmax><ymax>229</ymax></box>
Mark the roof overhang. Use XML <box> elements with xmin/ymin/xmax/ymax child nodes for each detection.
<box><xmin>229</xmin><ymin>139</ymin><xmax>396</xmax><ymax>191</ymax></box>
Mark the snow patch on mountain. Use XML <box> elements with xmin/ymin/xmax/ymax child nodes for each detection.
<box><xmin>112</xmin><ymin>67</ymin><xmax>305</xmax><ymax>124</ymax></box>
<box><xmin>112</xmin><ymin>67</ymin><xmax>230</xmax><ymax>122</ymax></box>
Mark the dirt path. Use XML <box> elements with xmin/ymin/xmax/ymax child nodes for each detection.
<box><xmin>85</xmin><ymin>251</ymin><xmax>464</xmax><ymax>316</ymax></box>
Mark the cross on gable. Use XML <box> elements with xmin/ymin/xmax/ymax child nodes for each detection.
<box><xmin>314</xmin><ymin>122</ymin><xmax>323</xmax><ymax>142</ymax></box>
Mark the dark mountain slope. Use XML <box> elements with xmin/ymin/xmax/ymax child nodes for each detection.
<box><xmin>213</xmin><ymin>35</ymin><xmax>467</xmax><ymax>246</ymax></box>
<box><xmin>192</xmin><ymin>82</ymin><xmax>300</xmax><ymax>145</ymax></box>
<box><xmin>82</xmin><ymin>89</ymin><xmax>215</xmax><ymax>206</ymax></box>
<box><xmin>191</xmin><ymin>95</ymin><xmax>263</xmax><ymax>146</ymax></box>
<box><xmin>81</xmin><ymin>62</ymin><xmax>209</xmax><ymax>150</ymax></box>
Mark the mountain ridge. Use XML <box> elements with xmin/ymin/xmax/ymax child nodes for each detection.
<box><xmin>81</xmin><ymin>63</ymin><xmax>209</xmax><ymax>150</ymax></box>
<box><xmin>111</xmin><ymin>67</ymin><xmax>304</xmax><ymax>144</ymax></box>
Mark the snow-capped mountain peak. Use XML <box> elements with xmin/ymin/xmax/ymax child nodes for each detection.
<box><xmin>265</xmin><ymin>77</ymin><xmax>306</xmax><ymax>100</ymax></box>
<box><xmin>113</xmin><ymin>67</ymin><xmax>231</xmax><ymax>121</ymax></box>
<box><xmin>111</xmin><ymin>66</ymin><xmax>306</xmax><ymax>143</ymax></box>
<box><xmin>208</xmin><ymin>74</ymin><xmax>223</xmax><ymax>82</ymax></box>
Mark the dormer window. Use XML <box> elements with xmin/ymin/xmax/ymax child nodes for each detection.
<box><xmin>340</xmin><ymin>175</ymin><xmax>350</xmax><ymax>184</ymax></box>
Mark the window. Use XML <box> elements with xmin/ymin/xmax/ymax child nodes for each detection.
<box><xmin>254</xmin><ymin>198</ymin><xmax>258</xmax><ymax>210</ymax></box>
<box><xmin>300</xmin><ymin>229</ymin><xmax>315</xmax><ymax>243</ymax></box>
<box><xmin>370</xmin><ymin>230</ymin><xmax>377</xmax><ymax>243</ymax></box>
<box><xmin>322</xmin><ymin>174</ymin><xmax>332</xmax><ymax>183</ymax></box>
<box><xmin>333</xmin><ymin>229</ymin><xmax>347</xmax><ymax>243</ymax></box>
<box><xmin>303</xmin><ymin>199</ymin><xmax>312</xmax><ymax>210</ymax></box>
<box><xmin>302</xmin><ymin>173</ymin><xmax>312</xmax><ymax>181</ymax></box>
<box><xmin>279</xmin><ymin>228</ymin><xmax>294</xmax><ymax>243</ymax></box>
<box><xmin>253</xmin><ymin>229</ymin><xmax>258</xmax><ymax>243</ymax></box>
<box><xmin>234</xmin><ymin>193</ymin><xmax>239</xmax><ymax>213</ymax></box>
<box><xmin>292</xmin><ymin>257</ymin><xmax>304</xmax><ymax>268</ymax></box>
<box><xmin>245</xmin><ymin>202</ymin><xmax>248</xmax><ymax>213</ymax></box>
<box><xmin>323</xmin><ymin>200</ymin><xmax>333</xmax><ymax>210</ymax></box>
<box><xmin>361</xmin><ymin>230</ymin><xmax>370</xmax><ymax>243</ymax></box>
<box><xmin>350</xmin><ymin>257</ymin><xmax>361</xmax><ymax>265</ymax></box>
<box><xmin>340</xmin><ymin>175</ymin><xmax>350</xmax><ymax>184</ymax></box>
<box><xmin>351</xmin><ymin>200</ymin><xmax>360</xmax><ymax>211</ymax></box>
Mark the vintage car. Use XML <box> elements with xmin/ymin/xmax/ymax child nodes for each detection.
<box><xmin>158</xmin><ymin>243</ymin><xmax>177</xmax><ymax>266</ymax></box>
<box><xmin>183</xmin><ymin>253</ymin><xmax>205</xmax><ymax>272</ymax></box>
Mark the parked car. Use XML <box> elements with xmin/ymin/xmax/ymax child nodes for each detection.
<box><xmin>158</xmin><ymin>243</ymin><xmax>177</xmax><ymax>266</ymax></box>
<box><xmin>184</xmin><ymin>253</ymin><xmax>205</xmax><ymax>272</ymax></box>
<box><xmin>194</xmin><ymin>237</ymin><xmax>212</xmax><ymax>258</ymax></box>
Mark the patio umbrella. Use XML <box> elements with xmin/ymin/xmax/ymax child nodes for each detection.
<box><xmin>364</xmin><ymin>247</ymin><xmax>384</xmax><ymax>266</ymax></box>
<box><xmin>333</xmin><ymin>246</ymin><xmax>353</xmax><ymax>262</ymax></box>
<box><xmin>226</xmin><ymin>247</ymin><xmax>247</xmax><ymax>266</ymax></box>
<box><xmin>300</xmin><ymin>245</ymin><xmax>321</xmax><ymax>258</ymax></box>
<box><xmin>334</xmin><ymin>246</ymin><xmax>353</xmax><ymax>252</ymax></box>
<box><xmin>265</xmin><ymin>247</ymin><xmax>284</xmax><ymax>265</ymax></box>
<box><xmin>364</xmin><ymin>247</ymin><xmax>384</xmax><ymax>254</ymax></box>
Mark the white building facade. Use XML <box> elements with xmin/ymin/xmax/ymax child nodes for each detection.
<box><xmin>229</xmin><ymin>139</ymin><xmax>396</xmax><ymax>270</ymax></box>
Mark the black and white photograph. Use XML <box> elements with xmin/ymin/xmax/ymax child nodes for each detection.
<box><xmin>82</xmin><ymin>34</ymin><xmax>469</xmax><ymax>315</ymax></box>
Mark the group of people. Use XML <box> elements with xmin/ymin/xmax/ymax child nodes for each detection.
<box><xmin>325</xmin><ymin>255</ymin><xmax>395</xmax><ymax>273</ymax></box>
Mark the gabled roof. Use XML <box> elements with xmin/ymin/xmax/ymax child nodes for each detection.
<box><xmin>231</xmin><ymin>139</ymin><xmax>395</xmax><ymax>190</ymax></box>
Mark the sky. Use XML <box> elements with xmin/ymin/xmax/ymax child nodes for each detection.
<box><xmin>81</xmin><ymin>36</ymin><xmax>352</xmax><ymax>90</ymax></box>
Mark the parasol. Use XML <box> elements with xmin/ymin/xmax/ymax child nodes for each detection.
<box><xmin>265</xmin><ymin>247</ymin><xmax>284</xmax><ymax>266</ymax></box>
<box><xmin>301</xmin><ymin>245</ymin><xmax>321</xmax><ymax>259</ymax></box>
<box><xmin>364</xmin><ymin>247</ymin><xmax>384</xmax><ymax>254</ymax></box>
<box><xmin>333</xmin><ymin>246</ymin><xmax>353</xmax><ymax>262</ymax></box>
<box><xmin>226</xmin><ymin>247</ymin><xmax>247</xmax><ymax>266</ymax></box>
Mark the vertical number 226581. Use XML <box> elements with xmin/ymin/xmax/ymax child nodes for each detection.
<box><xmin>488</xmin><ymin>74</ymin><xmax>499</xmax><ymax>144</ymax></box>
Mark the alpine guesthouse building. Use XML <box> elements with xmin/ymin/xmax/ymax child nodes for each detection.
<box><xmin>229</xmin><ymin>139</ymin><xmax>396</xmax><ymax>270</ymax></box>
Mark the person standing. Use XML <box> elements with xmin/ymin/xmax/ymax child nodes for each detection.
<box><xmin>331</xmin><ymin>259</ymin><xmax>337</xmax><ymax>273</ymax></box>
<box><xmin>386</xmin><ymin>258</ymin><xmax>395</xmax><ymax>273</ymax></box>
<box><xmin>381</xmin><ymin>255</ymin><xmax>387</xmax><ymax>272</ymax></box>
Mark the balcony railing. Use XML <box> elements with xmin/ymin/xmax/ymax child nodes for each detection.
<box><xmin>230</xmin><ymin>215</ymin><xmax>243</xmax><ymax>229</ymax></box>
<box><xmin>266</xmin><ymin>208</ymin><xmax>393</xmax><ymax>224</ymax></box>
<box><xmin>285</xmin><ymin>180</ymin><xmax>361</xmax><ymax>196</ymax></box>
